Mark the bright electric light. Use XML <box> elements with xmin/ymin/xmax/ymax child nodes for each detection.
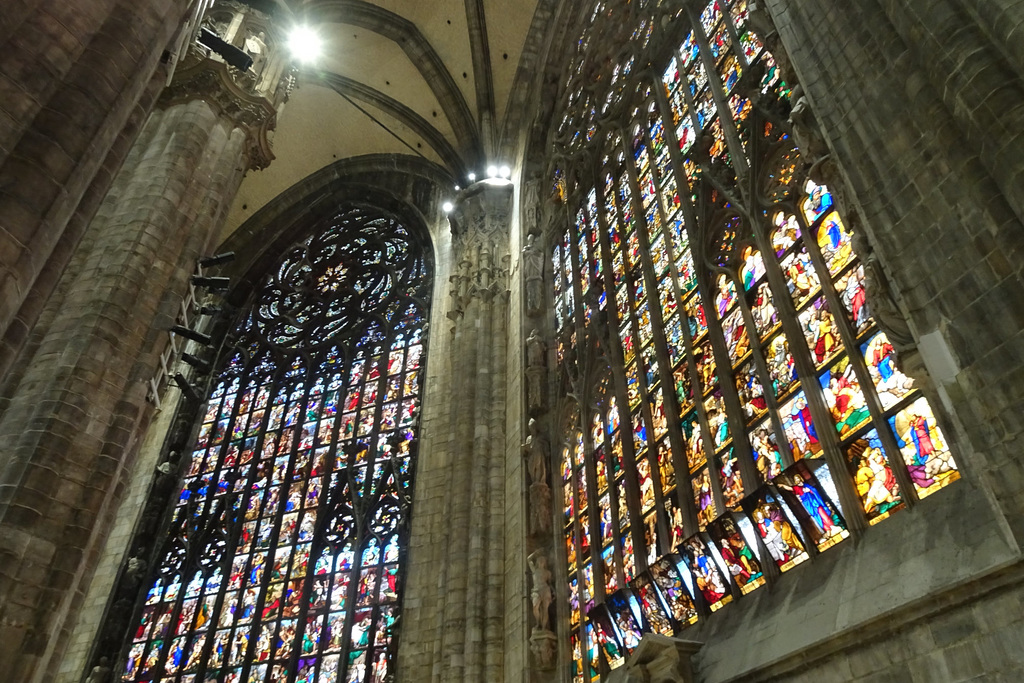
<box><xmin>486</xmin><ymin>165</ymin><xmax>498</xmax><ymax>178</ymax></box>
<box><xmin>288</xmin><ymin>25</ymin><xmax>323</xmax><ymax>63</ymax></box>
<box><xmin>454</xmin><ymin>185</ymin><xmax>461</xmax><ymax>191</ymax></box>
<box><xmin>499</xmin><ymin>165</ymin><xmax>511</xmax><ymax>179</ymax></box>
<box><xmin>468</xmin><ymin>172</ymin><xmax>476</xmax><ymax>181</ymax></box>
<box><xmin>442</xmin><ymin>201</ymin><xmax>454</xmax><ymax>213</ymax></box>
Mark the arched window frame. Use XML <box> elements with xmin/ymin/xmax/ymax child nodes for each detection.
<box><xmin>548</xmin><ymin>1</ymin><xmax>961</xmax><ymax>679</ymax></box>
<box><xmin>107</xmin><ymin>200</ymin><xmax>434</xmax><ymax>683</ymax></box>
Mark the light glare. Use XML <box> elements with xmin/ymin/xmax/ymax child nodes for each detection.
<box><xmin>442</xmin><ymin>201</ymin><xmax>454</xmax><ymax>213</ymax></box>
<box><xmin>499</xmin><ymin>165</ymin><xmax>511</xmax><ymax>179</ymax></box>
<box><xmin>486</xmin><ymin>165</ymin><xmax>498</xmax><ymax>178</ymax></box>
<box><xmin>288</xmin><ymin>26</ymin><xmax>322</xmax><ymax>63</ymax></box>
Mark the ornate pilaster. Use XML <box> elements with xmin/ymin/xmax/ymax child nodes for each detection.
<box><xmin>427</xmin><ymin>181</ymin><xmax>515</xmax><ymax>682</ymax></box>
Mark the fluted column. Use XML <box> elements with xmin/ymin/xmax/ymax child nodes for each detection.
<box><xmin>0</xmin><ymin>5</ymin><xmax>289</xmax><ymax>679</ymax></box>
<box><xmin>415</xmin><ymin>182</ymin><xmax>514</xmax><ymax>683</ymax></box>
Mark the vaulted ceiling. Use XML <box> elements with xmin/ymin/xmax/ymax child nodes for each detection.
<box><xmin>224</xmin><ymin>0</ymin><xmax>544</xmax><ymax>235</ymax></box>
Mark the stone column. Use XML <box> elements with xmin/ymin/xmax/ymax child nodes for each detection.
<box><xmin>0</xmin><ymin>4</ymin><xmax>289</xmax><ymax>680</ymax></box>
<box><xmin>402</xmin><ymin>182</ymin><xmax>513</xmax><ymax>682</ymax></box>
<box><xmin>0</xmin><ymin>0</ymin><xmax>191</xmax><ymax>345</ymax></box>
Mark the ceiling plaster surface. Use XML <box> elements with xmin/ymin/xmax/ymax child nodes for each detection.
<box><xmin>319</xmin><ymin>25</ymin><xmax>456</xmax><ymax>142</ymax></box>
<box><xmin>368</xmin><ymin>0</ymin><xmax>478</xmax><ymax>119</ymax></box>
<box><xmin>224</xmin><ymin>82</ymin><xmax>442</xmax><ymax>237</ymax></box>
<box><xmin>485</xmin><ymin>0</ymin><xmax>540</xmax><ymax>127</ymax></box>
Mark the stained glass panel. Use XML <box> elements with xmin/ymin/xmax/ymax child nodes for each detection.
<box><xmin>120</xmin><ymin>207</ymin><xmax>431</xmax><ymax>683</ymax></box>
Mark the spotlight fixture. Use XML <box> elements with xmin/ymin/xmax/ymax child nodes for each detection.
<box><xmin>499</xmin><ymin>165</ymin><xmax>511</xmax><ymax>179</ymax></box>
<box><xmin>181</xmin><ymin>353</ymin><xmax>212</xmax><ymax>374</ymax></box>
<box><xmin>199</xmin><ymin>252</ymin><xmax>236</xmax><ymax>268</ymax></box>
<box><xmin>171</xmin><ymin>325</ymin><xmax>212</xmax><ymax>346</ymax></box>
<box><xmin>486</xmin><ymin>165</ymin><xmax>498</xmax><ymax>178</ymax></box>
<box><xmin>287</xmin><ymin>25</ymin><xmax>323</xmax><ymax>64</ymax></box>
<box><xmin>172</xmin><ymin>373</ymin><xmax>202</xmax><ymax>404</ymax></box>
<box><xmin>468</xmin><ymin>172</ymin><xmax>476</xmax><ymax>181</ymax></box>
<box><xmin>191</xmin><ymin>275</ymin><xmax>231</xmax><ymax>291</ymax></box>
<box><xmin>442</xmin><ymin>201</ymin><xmax>454</xmax><ymax>213</ymax></box>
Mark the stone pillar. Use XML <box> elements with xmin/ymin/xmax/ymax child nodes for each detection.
<box><xmin>0</xmin><ymin>4</ymin><xmax>289</xmax><ymax>680</ymax></box>
<box><xmin>0</xmin><ymin>0</ymin><xmax>191</xmax><ymax>346</ymax></box>
<box><xmin>401</xmin><ymin>182</ymin><xmax>513</xmax><ymax>682</ymax></box>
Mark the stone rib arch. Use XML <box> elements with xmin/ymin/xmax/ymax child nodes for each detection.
<box><xmin>312</xmin><ymin>0</ymin><xmax>481</xmax><ymax>162</ymax></box>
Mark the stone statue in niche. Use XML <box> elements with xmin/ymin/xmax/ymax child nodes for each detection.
<box><xmin>525</xmin><ymin>328</ymin><xmax>546</xmax><ymax>415</ymax></box>
<box><xmin>244</xmin><ymin>29</ymin><xmax>268</xmax><ymax>76</ymax></box>
<box><xmin>788</xmin><ymin>85</ymin><xmax>830</xmax><ymax>165</ymax></box>
<box><xmin>527</xmin><ymin>550</ymin><xmax>554</xmax><ymax>632</ymax></box>
<box><xmin>522</xmin><ymin>233</ymin><xmax>545</xmax><ymax>318</ymax></box>
<box><xmin>529</xmin><ymin>481</ymin><xmax>552</xmax><ymax>535</ymax></box>
<box><xmin>852</xmin><ymin>231</ymin><xmax>916</xmax><ymax>353</ymax></box>
<box><xmin>522</xmin><ymin>418</ymin><xmax>549</xmax><ymax>485</ymax></box>
<box><xmin>85</xmin><ymin>658</ymin><xmax>112</xmax><ymax>683</ymax></box>
<box><xmin>523</xmin><ymin>418</ymin><xmax>553</xmax><ymax>534</ymax></box>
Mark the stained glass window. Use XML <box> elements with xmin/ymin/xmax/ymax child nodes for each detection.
<box><xmin>120</xmin><ymin>205</ymin><xmax>431</xmax><ymax>683</ymax></box>
<box><xmin>550</xmin><ymin>1</ymin><xmax>960</xmax><ymax>678</ymax></box>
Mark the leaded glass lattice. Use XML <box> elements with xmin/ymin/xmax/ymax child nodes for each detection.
<box><xmin>120</xmin><ymin>205</ymin><xmax>431</xmax><ymax>683</ymax></box>
<box><xmin>551</xmin><ymin>1</ymin><xmax>960</xmax><ymax>679</ymax></box>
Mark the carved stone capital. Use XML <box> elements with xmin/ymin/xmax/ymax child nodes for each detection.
<box><xmin>449</xmin><ymin>181</ymin><xmax>514</xmax><ymax>245</ymax></box>
<box><xmin>159</xmin><ymin>59</ymin><xmax>279</xmax><ymax>170</ymax></box>
<box><xmin>446</xmin><ymin>182</ymin><xmax>514</xmax><ymax>321</ymax></box>
<box><xmin>606</xmin><ymin>634</ymin><xmax>703</xmax><ymax>683</ymax></box>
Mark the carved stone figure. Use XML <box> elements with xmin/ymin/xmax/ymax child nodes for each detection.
<box><xmin>522</xmin><ymin>417</ymin><xmax>549</xmax><ymax>484</ymax></box>
<box><xmin>527</xmin><ymin>550</ymin><xmax>554</xmax><ymax>632</ymax></box>
<box><xmin>525</xmin><ymin>329</ymin><xmax>546</xmax><ymax>414</ymax></box>
<box><xmin>788</xmin><ymin>85</ymin><xmax>830</xmax><ymax>164</ymax></box>
<box><xmin>86</xmin><ymin>657</ymin><xmax>112</xmax><ymax>683</ymax></box>
<box><xmin>852</xmin><ymin>232</ymin><xmax>915</xmax><ymax>352</ymax></box>
<box><xmin>529</xmin><ymin>481</ymin><xmax>552</xmax><ymax>534</ymax></box>
<box><xmin>523</xmin><ymin>177</ymin><xmax>542</xmax><ymax>237</ymax></box>
<box><xmin>522</xmin><ymin>233</ymin><xmax>544</xmax><ymax>317</ymax></box>
<box><xmin>244</xmin><ymin>30</ymin><xmax>268</xmax><ymax>75</ymax></box>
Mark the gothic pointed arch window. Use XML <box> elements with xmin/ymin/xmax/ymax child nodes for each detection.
<box><xmin>118</xmin><ymin>204</ymin><xmax>431</xmax><ymax>683</ymax></box>
<box><xmin>550</xmin><ymin>1</ymin><xmax>960</xmax><ymax>678</ymax></box>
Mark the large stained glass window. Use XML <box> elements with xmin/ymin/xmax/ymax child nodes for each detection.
<box><xmin>120</xmin><ymin>205</ymin><xmax>431</xmax><ymax>683</ymax></box>
<box><xmin>550</xmin><ymin>1</ymin><xmax>959</xmax><ymax>679</ymax></box>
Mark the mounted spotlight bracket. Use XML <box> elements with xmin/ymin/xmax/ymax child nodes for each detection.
<box><xmin>181</xmin><ymin>353</ymin><xmax>212</xmax><ymax>374</ymax></box>
<box><xmin>199</xmin><ymin>252</ymin><xmax>236</xmax><ymax>268</ymax></box>
<box><xmin>191</xmin><ymin>275</ymin><xmax>231</xmax><ymax>291</ymax></box>
<box><xmin>171</xmin><ymin>325</ymin><xmax>212</xmax><ymax>346</ymax></box>
<box><xmin>173</xmin><ymin>373</ymin><xmax>202</xmax><ymax>404</ymax></box>
<box><xmin>200</xmin><ymin>304</ymin><xmax>224</xmax><ymax>316</ymax></box>
<box><xmin>197</xmin><ymin>28</ymin><xmax>253</xmax><ymax>72</ymax></box>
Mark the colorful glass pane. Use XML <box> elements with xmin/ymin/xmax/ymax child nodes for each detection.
<box><xmin>799</xmin><ymin>298</ymin><xmax>842</xmax><ymax>367</ymax></box>
<box><xmin>774</xmin><ymin>462</ymin><xmax>849</xmax><ymax>552</ymax></box>
<box><xmin>735</xmin><ymin>363</ymin><xmax>768</xmax><ymax>423</ymax></box>
<box><xmin>819</xmin><ymin>356</ymin><xmax>873</xmax><ymax>438</ymax></box>
<box><xmin>746</xmin><ymin>491</ymin><xmax>808</xmax><ymax>571</ymax></box>
<box><xmin>780</xmin><ymin>391</ymin><xmax>822</xmax><ymax>459</ymax></box>
<box><xmin>835</xmin><ymin>265</ymin><xmax>872</xmax><ymax>336</ymax></box>
<box><xmin>844</xmin><ymin>429</ymin><xmax>904</xmax><ymax>523</ymax></box>
<box><xmin>749</xmin><ymin>421</ymin><xmax>785</xmax><ymax>481</ymax></box>
<box><xmin>815</xmin><ymin>212</ymin><xmax>855</xmax><ymax>276</ymax></box>
<box><xmin>649</xmin><ymin>556</ymin><xmax>699</xmax><ymax>626</ymax></box>
<box><xmin>888</xmin><ymin>397</ymin><xmax>960</xmax><ymax>498</ymax></box>
<box><xmin>707</xmin><ymin>516</ymin><xmax>764</xmax><ymax>595</ymax></box>
<box><xmin>862</xmin><ymin>332</ymin><xmax>915</xmax><ymax>409</ymax></box>
<box><xmin>680</xmin><ymin>536</ymin><xmax>731</xmax><ymax>611</ymax></box>
<box><xmin>122</xmin><ymin>208</ymin><xmax>430</xmax><ymax>683</ymax></box>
